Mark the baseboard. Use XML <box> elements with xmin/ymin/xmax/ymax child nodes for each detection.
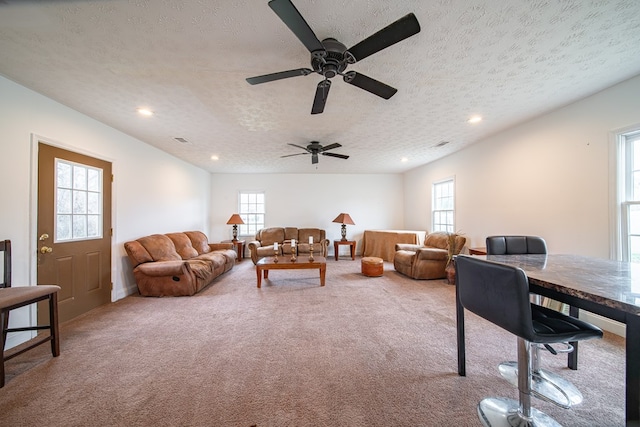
<box><xmin>580</xmin><ymin>311</ymin><xmax>626</xmax><ymax>337</ymax></box>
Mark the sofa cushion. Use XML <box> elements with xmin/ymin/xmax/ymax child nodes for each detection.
<box><xmin>298</xmin><ymin>228</ymin><xmax>323</xmax><ymax>244</ymax></box>
<box><xmin>424</xmin><ymin>232</ymin><xmax>450</xmax><ymax>250</ymax></box>
<box><xmin>185</xmin><ymin>231</ymin><xmax>211</xmax><ymax>254</ymax></box>
<box><xmin>259</xmin><ymin>228</ymin><xmax>285</xmax><ymax>246</ymax></box>
<box><xmin>137</xmin><ymin>234</ymin><xmax>182</xmax><ymax>262</ymax></box>
<box><xmin>124</xmin><ymin>240</ymin><xmax>153</xmax><ymax>267</ymax></box>
<box><xmin>167</xmin><ymin>232</ymin><xmax>199</xmax><ymax>259</ymax></box>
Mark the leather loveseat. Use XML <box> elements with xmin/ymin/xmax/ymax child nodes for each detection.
<box><xmin>124</xmin><ymin>231</ymin><xmax>237</xmax><ymax>296</ymax></box>
<box><xmin>393</xmin><ymin>231</ymin><xmax>466</xmax><ymax>280</ymax></box>
<box><xmin>247</xmin><ymin>227</ymin><xmax>329</xmax><ymax>264</ymax></box>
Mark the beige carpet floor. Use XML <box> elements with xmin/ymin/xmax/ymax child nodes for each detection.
<box><xmin>0</xmin><ymin>257</ymin><xmax>626</xmax><ymax>426</ymax></box>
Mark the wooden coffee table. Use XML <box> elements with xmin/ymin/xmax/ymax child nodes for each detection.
<box><xmin>255</xmin><ymin>256</ymin><xmax>326</xmax><ymax>288</ymax></box>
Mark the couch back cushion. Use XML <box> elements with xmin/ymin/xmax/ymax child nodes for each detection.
<box><xmin>424</xmin><ymin>232</ymin><xmax>450</xmax><ymax>250</ymax></box>
<box><xmin>284</xmin><ymin>227</ymin><xmax>298</xmax><ymax>241</ymax></box>
<box><xmin>298</xmin><ymin>228</ymin><xmax>324</xmax><ymax>243</ymax></box>
<box><xmin>167</xmin><ymin>232</ymin><xmax>199</xmax><ymax>259</ymax></box>
<box><xmin>124</xmin><ymin>240</ymin><xmax>153</xmax><ymax>267</ymax></box>
<box><xmin>257</xmin><ymin>228</ymin><xmax>285</xmax><ymax>246</ymax></box>
<box><xmin>184</xmin><ymin>231</ymin><xmax>211</xmax><ymax>254</ymax></box>
<box><xmin>137</xmin><ymin>234</ymin><xmax>182</xmax><ymax>262</ymax></box>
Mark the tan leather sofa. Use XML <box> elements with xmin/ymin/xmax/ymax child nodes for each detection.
<box><xmin>248</xmin><ymin>227</ymin><xmax>329</xmax><ymax>264</ymax></box>
<box><xmin>393</xmin><ymin>231</ymin><xmax>466</xmax><ymax>279</ymax></box>
<box><xmin>124</xmin><ymin>231</ymin><xmax>237</xmax><ymax>296</ymax></box>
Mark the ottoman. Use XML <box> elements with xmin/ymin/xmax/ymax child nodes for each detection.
<box><xmin>361</xmin><ymin>257</ymin><xmax>384</xmax><ymax>277</ymax></box>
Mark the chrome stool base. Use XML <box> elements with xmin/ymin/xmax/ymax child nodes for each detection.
<box><xmin>478</xmin><ymin>397</ymin><xmax>562</xmax><ymax>427</ymax></box>
<box><xmin>498</xmin><ymin>361</ymin><xmax>583</xmax><ymax>408</ymax></box>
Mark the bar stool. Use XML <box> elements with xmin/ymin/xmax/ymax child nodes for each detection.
<box><xmin>486</xmin><ymin>235</ymin><xmax>583</xmax><ymax>408</ymax></box>
<box><xmin>455</xmin><ymin>255</ymin><xmax>602</xmax><ymax>426</ymax></box>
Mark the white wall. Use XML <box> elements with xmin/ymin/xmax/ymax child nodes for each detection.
<box><xmin>404</xmin><ymin>74</ymin><xmax>640</xmax><ymax>258</ymax></box>
<box><xmin>0</xmin><ymin>75</ymin><xmax>210</xmax><ymax>347</ymax></box>
<box><xmin>403</xmin><ymin>74</ymin><xmax>640</xmax><ymax>336</ymax></box>
<box><xmin>209</xmin><ymin>173</ymin><xmax>404</xmax><ymax>255</ymax></box>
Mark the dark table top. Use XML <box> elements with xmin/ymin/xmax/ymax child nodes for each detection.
<box><xmin>477</xmin><ymin>254</ymin><xmax>640</xmax><ymax>316</ymax></box>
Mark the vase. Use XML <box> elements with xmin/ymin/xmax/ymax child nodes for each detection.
<box><xmin>445</xmin><ymin>261</ymin><xmax>456</xmax><ymax>285</ymax></box>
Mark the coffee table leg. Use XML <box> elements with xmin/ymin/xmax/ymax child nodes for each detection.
<box><xmin>256</xmin><ymin>266</ymin><xmax>262</xmax><ymax>288</ymax></box>
<box><xmin>320</xmin><ymin>264</ymin><xmax>326</xmax><ymax>286</ymax></box>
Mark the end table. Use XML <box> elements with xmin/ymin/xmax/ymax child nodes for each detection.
<box><xmin>222</xmin><ymin>239</ymin><xmax>245</xmax><ymax>261</ymax></box>
<box><xmin>334</xmin><ymin>239</ymin><xmax>356</xmax><ymax>261</ymax></box>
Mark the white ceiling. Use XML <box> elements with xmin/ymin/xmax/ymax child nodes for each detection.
<box><xmin>1</xmin><ymin>0</ymin><xmax>640</xmax><ymax>174</ymax></box>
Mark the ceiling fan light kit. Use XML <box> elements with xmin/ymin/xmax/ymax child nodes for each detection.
<box><xmin>247</xmin><ymin>0</ymin><xmax>421</xmax><ymax>115</ymax></box>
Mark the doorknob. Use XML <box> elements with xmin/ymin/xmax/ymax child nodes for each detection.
<box><xmin>40</xmin><ymin>246</ymin><xmax>53</xmax><ymax>254</ymax></box>
<box><xmin>39</xmin><ymin>233</ymin><xmax>50</xmax><ymax>241</ymax></box>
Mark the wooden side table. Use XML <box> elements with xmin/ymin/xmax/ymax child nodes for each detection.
<box><xmin>334</xmin><ymin>239</ymin><xmax>356</xmax><ymax>261</ymax></box>
<box><xmin>468</xmin><ymin>247</ymin><xmax>487</xmax><ymax>255</ymax></box>
<box><xmin>222</xmin><ymin>239</ymin><xmax>245</xmax><ymax>261</ymax></box>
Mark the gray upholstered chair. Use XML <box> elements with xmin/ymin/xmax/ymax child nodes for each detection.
<box><xmin>1</xmin><ymin>240</ymin><xmax>61</xmax><ymax>387</ymax></box>
<box><xmin>455</xmin><ymin>255</ymin><xmax>602</xmax><ymax>426</ymax></box>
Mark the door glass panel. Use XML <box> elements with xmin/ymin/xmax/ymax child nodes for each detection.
<box><xmin>55</xmin><ymin>158</ymin><xmax>103</xmax><ymax>242</ymax></box>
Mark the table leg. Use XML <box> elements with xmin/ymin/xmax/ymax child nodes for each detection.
<box><xmin>568</xmin><ymin>305</ymin><xmax>579</xmax><ymax>370</ymax></box>
<box><xmin>351</xmin><ymin>243</ymin><xmax>355</xmax><ymax>260</ymax></box>
<box><xmin>256</xmin><ymin>266</ymin><xmax>262</xmax><ymax>288</ymax></box>
<box><xmin>456</xmin><ymin>280</ymin><xmax>466</xmax><ymax>376</ymax></box>
<box><xmin>626</xmin><ymin>314</ymin><xmax>640</xmax><ymax>424</ymax></box>
<box><xmin>320</xmin><ymin>264</ymin><xmax>326</xmax><ymax>286</ymax></box>
<box><xmin>334</xmin><ymin>242</ymin><xmax>338</xmax><ymax>261</ymax></box>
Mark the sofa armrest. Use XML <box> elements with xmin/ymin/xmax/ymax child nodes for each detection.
<box><xmin>208</xmin><ymin>243</ymin><xmax>233</xmax><ymax>251</ymax></box>
<box><xmin>395</xmin><ymin>243</ymin><xmax>422</xmax><ymax>252</ymax></box>
<box><xmin>415</xmin><ymin>247</ymin><xmax>448</xmax><ymax>261</ymax></box>
<box><xmin>135</xmin><ymin>260</ymin><xmax>187</xmax><ymax>276</ymax></box>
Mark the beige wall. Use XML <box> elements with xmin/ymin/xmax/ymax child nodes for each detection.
<box><xmin>209</xmin><ymin>173</ymin><xmax>405</xmax><ymax>255</ymax></box>
<box><xmin>403</xmin><ymin>74</ymin><xmax>640</xmax><ymax>258</ymax></box>
<box><xmin>0</xmin><ymin>75</ymin><xmax>211</xmax><ymax>348</ymax></box>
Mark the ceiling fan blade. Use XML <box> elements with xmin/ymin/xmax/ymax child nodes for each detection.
<box><xmin>311</xmin><ymin>80</ymin><xmax>331</xmax><ymax>114</ymax></box>
<box><xmin>347</xmin><ymin>13</ymin><xmax>420</xmax><ymax>62</ymax></box>
<box><xmin>246</xmin><ymin>68</ymin><xmax>313</xmax><ymax>85</ymax></box>
<box><xmin>268</xmin><ymin>0</ymin><xmax>325</xmax><ymax>53</ymax></box>
<box><xmin>322</xmin><ymin>152</ymin><xmax>349</xmax><ymax>159</ymax></box>
<box><xmin>287</xmin><ymin>143</ymin><xmax>311</xmax><ymax>152</ymax></box>
<box><xmin>320</xmin><ymin>143</ymin><xmax>341</xmax><ymax>152</ymax></box>
<box><xmin>312</xmin><ymin>153</ymin><xmax>319</xmax><ymax>164</ymax></box>
<box><xmin>281</xmin><ymin>152</ymin><xmax>309</xmax><ymax>158</ymax></box>
<box><xmin>343</xmin><ymin>71</ymin><xmax>397</xmax><ymax>99</ymax></box>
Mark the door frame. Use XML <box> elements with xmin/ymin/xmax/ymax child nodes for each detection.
<box><xmin>28</xmin><ymin>133</ymin><xmax>116</xmax><ymax>329</ymax></box>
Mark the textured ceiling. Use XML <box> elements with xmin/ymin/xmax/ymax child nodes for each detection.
<box><xmin>1</xmin><ymin>0</ymin><xmax>640</xmax><ymax>174</ymax></box>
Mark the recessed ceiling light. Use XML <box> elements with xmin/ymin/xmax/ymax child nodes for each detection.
<box><xmin>468</xmin><ymin>115</ymin><xmax>482</xmax><ymax>124</ymax></box>
<box><xmin>137</xmin><ymin>108</ymin><xmax>154</xmax><ymax>116</ymax></box>
<box><xmin>401</xmin><ymin>157</ymin><xmax>408</xmax><ymax>162</ymax></box>
<box><xmin>210</xmin><ymin>155</ymin><xmax>219</xmax><ymax>161</ymax></box>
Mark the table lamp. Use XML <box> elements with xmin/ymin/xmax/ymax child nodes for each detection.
<box><xmin>332</xmin><ymin>213</ymin><xmax>355</xmax><ymax>241</ymax></box>
<box><xmin>226</xmin><ymin>214</ymin><xmax>245</xmax><ymax>241</ymax></box>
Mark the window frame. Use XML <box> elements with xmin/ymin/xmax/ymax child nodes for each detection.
<box><xmin>237</xmin><ymin>191</ymin><xmax>265</xmax><ymax>238</ymax></box>
<box><xmin>432</xmin><ymin>177</ymin><xmax>455</xmax><ymax>233</ymax></box>
<box><xmin>616</xmin><ymin>129</ymin><xmax>640</xmax><ymax>262</ymax></box>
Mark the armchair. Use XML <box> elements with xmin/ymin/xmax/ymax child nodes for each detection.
<box><xmin>393</xmin><ymin>231</ymin><xmax>466</xmax><ymax>279</ymax></box>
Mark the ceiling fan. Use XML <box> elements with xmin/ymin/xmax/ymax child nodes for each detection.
<box><xmin>246</xmin><ymin>0</ymin><xmax>421</xmax><ymax>114</ymax></box>
<box><xmin>281</xmin><ymin>141</ymin><xmax>349</xmax><ymax>164</ymax></box>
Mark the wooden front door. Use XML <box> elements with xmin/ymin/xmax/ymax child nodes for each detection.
<box><xmin>37</xmin><ymin>143</ymin><xmax>112</xmax><ymax>324</ymax></box>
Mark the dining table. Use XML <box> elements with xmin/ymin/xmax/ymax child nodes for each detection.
<box><xmin>455</xmin><ymin>253</ymin><xmax>640</xmax><ymax>425</ymax></box>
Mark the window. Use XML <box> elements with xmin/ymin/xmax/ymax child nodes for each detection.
<box><xmin>432</xmin><ymin>178</ymin><xmax>455</xmax><ymax>233</ymax></box>
<box><xmin>55</xmin><ymin>158</ymin><xmax>103</xmax><ymax>242</ymax></box>
<box><xmin>238</xmin><ymin>191</ymin><xmax>265</xmax><ymax>237</ymax></box>
<box><xmin>618</xmin><ymin>129</ymin><xmax>640</xmax><ymax>262</ymax></box>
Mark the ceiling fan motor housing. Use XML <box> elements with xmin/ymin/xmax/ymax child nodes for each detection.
<box><xmin>311</xmin><ymin>38</ymin><xmax>350</xmax><ymax>78</ymax></box>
